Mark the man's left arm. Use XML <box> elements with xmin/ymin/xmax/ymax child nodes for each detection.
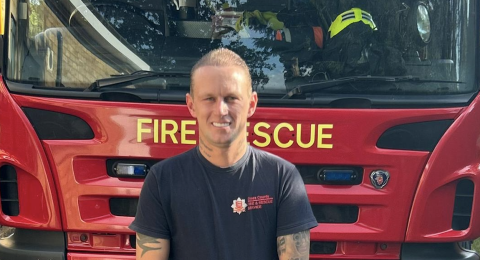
<box><xmin>277</xmin><ymin>229</ymin><xmax>310</xmax><ymax>260</ymax></box>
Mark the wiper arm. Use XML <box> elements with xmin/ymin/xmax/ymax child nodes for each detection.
<box><xmin>85</xmin><ymin>70</ymin><xmax>189</xmax><ymax>92</ymax></box>
<box><xmin>282</xmin><ymin>75</ymin><xmax>463</xmax><ymax>99</ymax></box>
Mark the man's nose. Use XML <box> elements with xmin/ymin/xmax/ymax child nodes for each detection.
<box><xmin>215</xmin><ymin>99</ymin><xmax>228</xmax><ymax>115</ymax></box>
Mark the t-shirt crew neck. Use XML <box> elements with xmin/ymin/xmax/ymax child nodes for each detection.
<box><xmin>194</xmin><ymin>145</ymin><xmax>251</xmax><ymax>174</ymax></box>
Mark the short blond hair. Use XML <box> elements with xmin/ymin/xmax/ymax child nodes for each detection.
<box><xmin>190</xmin><ymin>48</ymin><xmax>252</xmax><ymax>96</ymax></box>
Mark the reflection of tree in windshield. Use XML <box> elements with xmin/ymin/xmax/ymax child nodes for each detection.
<box><xmin>197</xmin><ymin>0</ymin><xmax>215</xmax><ymax>21</ymax></box>
<box><xmin>29</xmin><ymin>0</ymin><xmax>44</xmax><ymax>36</ymax></box>
<box><xmin>219</xmin><ymin>37</ymin><xmax>279</xmax><ymax>91</ymax></box>
<box><xmin>90</xmin><ymin>1</ymin><xmax>164</xmax><ymax>52</ymax></box>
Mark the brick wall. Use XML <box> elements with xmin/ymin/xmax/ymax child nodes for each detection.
<box><xmin>38</xmin><ymin>1</ymin><xmax>118</xmax><ymax>88</ymax></box>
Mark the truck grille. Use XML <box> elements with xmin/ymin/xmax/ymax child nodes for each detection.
<box><xmin>311</xmin><ymin>205</ymin><xmax>358</xmax><ymax>223</ymax></box>
<box><xmin>110</xmin><ymin>198</ymin><xmax>138</xmax><ymax>217</ymax></box>
<box><xmin>0</xmin><ymin>165</ymin><xmax>19</xmax><ymax>216</ymax></box>
<box><xmin>452</xmin><ymin>179</ymin><xmax>474</xmax><ymax>230</ymax></box>
<box><xmin>310</xmin><ymin>241</ymin><xmax>337</xmax><ymax>254</ymax></box>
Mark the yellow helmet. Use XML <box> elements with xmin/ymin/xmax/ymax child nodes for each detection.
<box><xmin>328</xmin><ymin>8</ymin><xmax>377</xmax><ymax>38</ymax></box>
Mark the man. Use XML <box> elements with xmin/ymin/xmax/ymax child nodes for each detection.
<box><xmin>129</xmin><ymin>48</ymin><xmax>317</xmax><ymax>260</ymax></box>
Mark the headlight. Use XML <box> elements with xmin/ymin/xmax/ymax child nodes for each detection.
<box><xmin>416</xmin><ymin>3</ymin><xmax>431</xmax><ymax>44</ymax></box>
<box><xmin>410</xmin><ymin>2</ymin><xmax>432</xmax><ymax>45</ymax></box>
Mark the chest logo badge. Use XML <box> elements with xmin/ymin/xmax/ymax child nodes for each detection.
<box><xmin>231</xmin><ymin>197</ymin><xmax>247</xmax><ymax>215</ymax></box>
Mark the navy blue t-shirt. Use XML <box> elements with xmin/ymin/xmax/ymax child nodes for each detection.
<box><xmin>129</xmin><ymin>146</ymin><xmax>317</xmax><ymax>260</ymax></box>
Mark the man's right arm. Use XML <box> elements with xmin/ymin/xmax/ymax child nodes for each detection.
<box><xmin>136</xmin><ymin>232</ymin><xmax>170</xmax><ymax>260</ymax></box>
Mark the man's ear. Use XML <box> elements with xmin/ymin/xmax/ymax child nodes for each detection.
<box><xmin>186</xmin><ymin>93</ymin><xmax>197</xmax><ymax>118</ymax></box>
<box><xmin>247</xmin><ymin>91</ymin><xmax>258</xmax><ymax>118</ymax></box>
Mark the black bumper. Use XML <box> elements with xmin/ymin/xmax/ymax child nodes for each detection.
<box><xmin>0</xmin><ymin>228</ymin><xmax>65</xmax><ymax>260</ymax></box>
<box><xmin>402</xmin><ymin>242</ymin><xmax>480</xmax><ymax>260</ymax></box>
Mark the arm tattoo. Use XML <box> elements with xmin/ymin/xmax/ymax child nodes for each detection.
<box><xmin>293</xmin><ymin>231</ymin><xmax>309</xmax><ymax>255</ymax></box>
<box><xmin>277</xmin><ymin>230</ymin><xmax>310</xmax><ymax>260</ymax></box>
<box><xmin>136</xmin><ymin>233</ymin><xmax>163</xmax><ymax>257</ymax></box>
<box><xmin>277</xmin><ymin>236</ymin><xmax>286</xmax><ymax>256</ymax></box>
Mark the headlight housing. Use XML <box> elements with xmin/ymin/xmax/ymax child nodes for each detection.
<box><xmin>410</xmin><ymin>1</ymin><xmax>432</xmax><ymax>45</ymax></box>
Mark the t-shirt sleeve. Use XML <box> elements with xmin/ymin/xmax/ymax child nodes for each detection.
<box><xmin>129</xmin><ymin>168</ymin><xmax>171</xmax><ymax>239</ymax></box>
<box><xmin>276</xmin><ymin>165</ymin><xmax>318</xmax><ymax>237</ymax></box>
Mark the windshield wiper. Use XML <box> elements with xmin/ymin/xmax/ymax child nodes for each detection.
<box><xmin>85</xmin><ymin>70</ymin><xmax>189</xmax><ymax>92</ymax></box>
<box><xmin>282</xmin><ymin>75</ymin><xmax>464</xmax><ymax>99</ymax></box>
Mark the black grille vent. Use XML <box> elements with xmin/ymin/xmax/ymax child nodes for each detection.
<box><xmin>311</xmin><ymin>205</ymin><xmax>358</xmax><ymax>223</ymax></box>
<box><xmin>452</xmin><ymin>179</ymin><xmax>474</xmax><ymax>230</ymax></box>
<box><xmin>22</xmin><ymin>108</ymin><xmax>94</xmax><ymax>140</ymax></box>
<box><xmin>377</xmin><ymin>120</ymin><xmax>453</xmax><ymax>151</ymax></box>
<box><xmin>0</xmin><ymin>165</ymin><xmax>19</xmax><ymax>216</ymax></box>
<box><xmin>310</xmin><ymin>241</ymin><xmax>336</xmax><ymax>254</ymax></box>
<box><xmin>130</xmin><ymin>235</ymin><xmax>136</xmax><ymax>249</ymax></box>
<box><xmin>110</xmin><ymin>198</ymin><xmax>138</xmax><ymax>217</ymax></box>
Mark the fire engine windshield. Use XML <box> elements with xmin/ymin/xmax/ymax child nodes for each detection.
<box><xmin>4</xmin><ymin>0</ymin><xmax>478</xmax><ymax>104</ymax></box>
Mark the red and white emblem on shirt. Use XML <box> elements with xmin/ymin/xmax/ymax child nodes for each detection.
<box><xmin>231</xmin><ymin>197</ymin><xmax>247</xmax><ymax>215</ymax></box>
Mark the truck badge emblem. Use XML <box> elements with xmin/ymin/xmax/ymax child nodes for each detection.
<box><xmin>231</xmin><ymin>197</ymin><xmax>247</xmax><ymax>215</ymax></box>
<box><xmin>370</xmin><ymin>170</ymin><xmax>390</xmax><ymax>189</ymax></box>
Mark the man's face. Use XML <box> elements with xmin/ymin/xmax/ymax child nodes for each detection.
<box><xmin>186</xmin><ymin>65</ymin><xmax>257</xmax><ymax>148</ymax></box>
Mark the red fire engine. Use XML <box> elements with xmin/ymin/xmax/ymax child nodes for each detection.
<box><xmin>0</xmin><ymin>0</ymin><xmax>479</xmax><ymax>259</ymax></box>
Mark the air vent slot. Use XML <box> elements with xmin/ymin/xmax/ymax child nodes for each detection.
<box><xmin>110</xmin><ymin>198</ymin><xmax>138</xmax><ymax>217</ymax></box>
<box><xmin>0</xmin><ymin>165</ymin><xmax>19</xmax><ymax>216</ymax></box>
<box><xmin>311</xmin><ymin>205</ymin><xmax>358</xmax><ymax>223</ymax></box>
<box><xmin>452</xmin><ymin>179</ymin><xmax>474</xmax><ymax>230</ymax></box>
<box><xmin>310</xmin><ymin>241</ymin><xmax>336</xmax><ymax>254</ymax></box>
<box><xmin>22</xmin><ymin>108</ymin><xmax>94</xmax><ymax>140</ymax></box>
<box><xmin>377</xmin><ymin>120</ymin><xmax>453</xmax><ymax>151</ymax></box>
<box><xmin>130</xmin><ymin>235</ymin><xmax>136</xmax><ymax>249</ymax></box>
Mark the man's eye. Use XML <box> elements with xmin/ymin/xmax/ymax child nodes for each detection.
<box><xmin>226</xmin><ymin>97</ymin><xmax>237</xmax><ymax>101</ymax></box>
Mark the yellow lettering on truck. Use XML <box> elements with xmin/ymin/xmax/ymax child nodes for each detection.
<box><xmin>274</xmin><ymin>123</ymin><xmax>294</xmax><ymax>148</ymax></box>
<box><xmin>253</xmin><ymin>122</ymin><xmax>271</xmax><ymax>147</ymax></box>
<box><xmin>297</xmin><ymin>124</ymin><xmax>316</xmax><ymax>149</ymax></box>
<box><xmin>137</xmin><ymin>119</ymin><xmax>334</xmax><ymax>149</ymax></box>
<box><xmin>161</xmin><ymin>120</ymin><xmax>179</xmax><ymax>144</ymax></box>
<box><xmin>181</xmin><ymin>120</ymin><xmax>197</xmax><ymax>145</ymax></box>
<box><xmin>137</xmin><ymin>118</ymin><xmax>152</xmax><ymax>142</ymax></box>
<box><xmin>318</xmin><ymin>124</ymin><xmax>333</xmax><ymax>148</ymax></box>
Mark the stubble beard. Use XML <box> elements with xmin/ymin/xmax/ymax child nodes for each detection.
<box><xmin>200</xmin><ymin>123</ymin><xmax>247</xmax><ymax>150</ymax></box>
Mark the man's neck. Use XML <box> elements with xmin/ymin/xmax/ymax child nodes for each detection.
<box><xmin>198</xmin><ymin>139</ymin><xmax>248</xmax><ymax>168</ymax></box>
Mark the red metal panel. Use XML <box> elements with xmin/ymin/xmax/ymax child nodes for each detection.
<box><xmin>0</xmin><ymin>77</ymin><xmax>62</xmax><ymax>230</ymax></box>
<box><xmin>11</xmin><ymin>92</ymin><xmax>462</xmax><ymax>246</ymax></box>
<box><xmin>406</xmin><ymin>93</ymin><xmax>480</xmax><ymax>242</ymax></box>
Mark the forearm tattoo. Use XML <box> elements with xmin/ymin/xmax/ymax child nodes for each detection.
<box><xmin>136</xmin><ymin>233</ymin><xmax>164</xmax><ymax>257</ymax></box>
<box><xmin>277</xmin><ymin>230</ymin><xmax>310</xmax><ymax>260</ymax></box>
<box><xmin>277</xmin><ymin>236</ymin><xmax>287</xmax><ymax>256</ymax></box>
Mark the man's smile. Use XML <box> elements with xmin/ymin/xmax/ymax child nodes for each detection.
<box><xmin>212</xmin><ymin>122</ymin><xmax>231</xmax><ymax>127</ymax></box>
